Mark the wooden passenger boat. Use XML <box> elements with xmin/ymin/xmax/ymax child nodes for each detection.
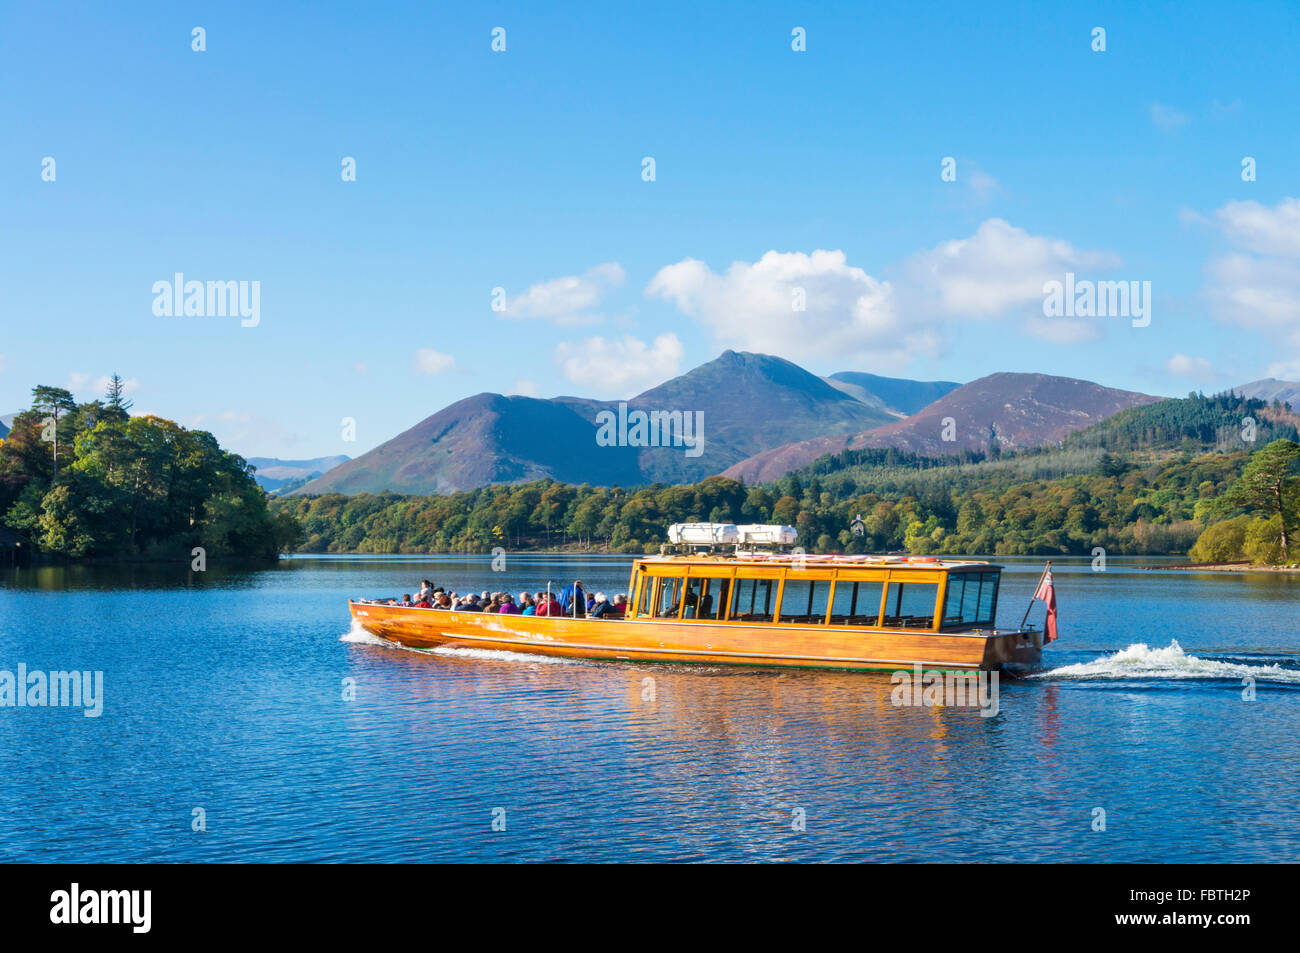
<box><xmin>348</xmin><ymin>532</ymin><xmax>1044</xmax><ymax>673</ymax></box>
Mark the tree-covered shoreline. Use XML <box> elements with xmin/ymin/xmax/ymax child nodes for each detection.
<box><xmin>0</xmin><ymin>379</ymin><xmax>302</xmax><ymax>563</ymax></box>
<box><xmin>267</xmin><ymin>440</ymin><xmax>1296</xmax><ymax>565</ymax></box>
<box><xmin>5</xmin><ymin>382</ymin><xmax>1296</xmax><ymax>568</ymax></box>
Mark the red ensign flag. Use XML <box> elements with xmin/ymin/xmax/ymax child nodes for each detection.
<box><xmin>1035</xmin><ymin>568</ymin><xmax>1058</xmax><ymax>643</ymax></box>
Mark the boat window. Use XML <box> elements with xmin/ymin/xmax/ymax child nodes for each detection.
<box><xmin>695</xmin><ymin>578</ymin><xmax>728</xmax><ymax>620</ymax></box>
<box><xmin>829</xmin><ymin>579</ymin><xmax>884</xmax><ymax>626</ymax></box>
<box><xmin>776</xmin><ymin>579</ymin><xmax>831</xmax><ymax>624</ymax></box>
<box><xmin>978</xmin><ymin>572</ymin><xmax>999</xmax><ymax>622</ymax></box>
<box><xmin>681</xmin><ymin>578</ymin><xmax>707</xmax><ymax>618</ymax></box>
<box><xmin>729</xmin><ymin>577</ymin><xmax>775</xmax><ymax>622</ymax></box>
<box><xmin>940</xmin><ymin>572</ymin><xmax>1000</xmax><ymax>628</ymax></box>
<box><xmin>655</xmin><ymin>576</ymin><xmax>686</xmax><ymax>618</ymax></box>
<box><xmin>882</xmin><ymin>581</ymin><xmax>940</xmax><ymax>628</ymax></box>
<box><xmin>636</xmin><ymin>575</ymin><xmax>656</xmax><ymax>618</ymax></box>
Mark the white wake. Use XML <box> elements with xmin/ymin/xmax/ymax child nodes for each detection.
<box><xmin>339</xmin><ymin>620</ymin><xmax>391</xmax><ymax>645</ymax></box>
<box><xmin>1029</xmin><ymin>640</ymin><xmax>1300</xmax><ymax>684</ymax></box>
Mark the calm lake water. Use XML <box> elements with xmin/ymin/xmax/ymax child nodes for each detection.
<box><xmin>1</xmin><ymin>554</ymin><xmax>1297</xmax><ymax>863</ymax></box>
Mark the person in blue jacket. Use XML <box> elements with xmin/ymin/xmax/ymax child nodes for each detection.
<box><xmin>558</xmin><ymin>580</ymin><xmax>587</xmax><ymax>617</ymax></box>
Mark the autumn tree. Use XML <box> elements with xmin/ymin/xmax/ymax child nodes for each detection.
<box><xmin>1209</xmin><ymin>439</ymin><xmax>1300</xmax><ymax>559</ymax></box>
<box><xmin>30</xmin><ymin>386</ymin><xmax>75</xmax><ymax>481</ymax></box>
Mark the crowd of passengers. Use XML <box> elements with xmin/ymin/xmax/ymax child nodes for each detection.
<box><xmin>373</xmin><ymin>579</ymin><xmax>629</xmax><ymax>618</ymax></box>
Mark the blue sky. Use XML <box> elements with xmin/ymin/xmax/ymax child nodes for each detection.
<box><xmin>3</xmin><ymin>1</ymin><xmax>1298</xmax><ymax>458</ymax></box>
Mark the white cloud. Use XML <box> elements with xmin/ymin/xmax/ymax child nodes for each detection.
<box><xmin>413</xmin><ymin>349</ymin><xmax>455</xmax><ymax>375</ymax></box>
<box><xmin>555</xmin><ymin>333</ymin><xmax>683</xmax><ymax>396</ymax></box>
<box><xmin>1206</xmin><ymin>198</ymin><xmax>1300</xmax><ymax>346</ymax></box>
<box><xmin>1166</xmin><ymin>354</ymin><xmax>1216</xmax><ymax>381</ymax></box>
<box><xmin>66</xmin><ymin>373</ymin><xmax>141</xmax><ymax>399</ymax></box>
<box><xmin>1210</xmin><ymin>98</ymin><xmax>1241</xmax><ymax>119</ymax></box>
<box><xmin>899</xmin><ymin>219</ymin><xmax>1121</xmax><ymax>340</ymax></box>
<box><xmin>1266</xmin><ymin>359</ymin><xmax>1300</xmax><ymax>380</ymax></box>
<box><xmin>965</xmin><ymin>169</ymin><xmax>1003</xmax><ymax>205</ymax></box>
<box><xmin>646</xmin><ymin>250</ymin><xmax>928</xmax><ymax>365</ymax></box>
<box><xmin>510</xmin><ymin>379</ymin><xmax>540</xmax><ymax>398</ymax></box>
<box><xmin>1022</xmin><ymin>315</ymin><xmax>1100</xmax><ymax>344</ymax></box>
<box><xmin>645</xmin><ymin>221</ymin><xmax>1122</xmax><ymax>364</ymax></box>
<box><xmin>1216</xmin><ymin>198</ymin><xmax>1300</xmax><ymax>258</ymax></box>
<box><xmin>1150</xmin><ymin>102</ymin><xmax>1188</xmax><ymax>131</ymax></box>
<box><xmin>504</xmin><ymin>262</ymin><xmax>625</xmax><ymax>325</ymax></box>
<box><xmin>187</xmin><ymin>410</ymin><xmax>301</xmax><ymax>453</ymax></box>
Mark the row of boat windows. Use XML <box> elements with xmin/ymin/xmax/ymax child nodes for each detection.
<box><xmin>635</xmin><ymin>572</ymin><xmax>999</xmax><ymax>629</ymax></box>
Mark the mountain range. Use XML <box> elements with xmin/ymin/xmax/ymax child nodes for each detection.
<box><xmin>246</xmin><ymin>455</ymin><xmax>350</xmax><ymax>492</ymax></box>
<box><xmin>291</xmin><ymin>353</ymin><xmax>1170</xmax><ymax>495</ymax></box>
<box><xmin>295</xmin><ymin>351</ymin><xmax>955</xmax><ymax>494</ymax></box>
<box><xmin>823</xmin><ymin>372</ymin><xmax>960</xmax><ymax>416</ymax></box>
<box><xmin>721</xmin><ymin>372</ymin><xmax>1162</xmax><ymax>482</ymax></box>
<box><xmin>1232</xmin><ymin>378</ymin><xmax>1300</xmax><ymax>409</ymax></box>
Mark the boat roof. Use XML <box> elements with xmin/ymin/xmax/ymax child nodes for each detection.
<box><xmin>637</xmin><ymin>552</ymin><xmax>1000</xmax><ymax>571</ymax></box>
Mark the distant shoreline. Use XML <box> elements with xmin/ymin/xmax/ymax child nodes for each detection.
<box><xmin>1147</xmin><ymin>561</ymin><xmax>1300</xmax><ymax>573</ymax></box>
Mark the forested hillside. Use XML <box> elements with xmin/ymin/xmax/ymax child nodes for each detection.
<box><xmin>0</xmin><ymin>380</ymin><xmax>302</xmax><ymax>560</ymax></box>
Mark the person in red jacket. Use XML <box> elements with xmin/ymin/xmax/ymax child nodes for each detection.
<box><xmin>534</xmin><ymin>591</ymin><xmax>563</xmax><ymax>616</ymax></box>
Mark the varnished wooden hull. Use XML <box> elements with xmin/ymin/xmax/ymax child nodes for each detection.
<box><xmin>348</xmin><ymin>602</ymin><xmax>1042</xmax><ymax>672</ymax></box>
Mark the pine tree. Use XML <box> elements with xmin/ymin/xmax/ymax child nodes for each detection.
<box><xmin>1214</xmin><ymin>439</ymin><xmax>1300</xmax><ymax>559</ymax></box>
<box><xmin>30</xmin><ymin>386</ymin><xmax>76</xmax><ymax>482</ymax></box>
<box><xmin>104</xmin><ymin>374</ymin><xmax>133</xmax><ymax>419</ymax></box>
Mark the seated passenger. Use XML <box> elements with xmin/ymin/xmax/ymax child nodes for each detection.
<box><xmin>518</xmin><ymin>592</ymin><xmax>536</xmax><ymax>615</ymax></box>
<box><xmin>611</xmin><ymin>593</ymin><xmax>628</xmax><ymax>617</ymax></box>
<box><xmin>588</xmin><ymin>592</ymin><xmax>616</xmax><ymax>618</ymax></box>
<box><xmin>667</xmin><ymin>590</ymin><xmax>698</xmax><ymax>617</ymax></box>
<box><xmin>534</xmin><ymin>592</ymin><xmax>563</xmax><ymax>616</ymax></box>
<box><xmin>432</xmin><ymin>593</ymin><xmax>453</xmax><ymax>610</ymax></box>
<box><xmin>499</xmin><ymin>594</ymin><xmax>519</xmax><ymax>613</ymax></box>
<box><xmin>558</xmin><ymin>581</ymin><xmax>586</xmax><ymax>617</ymax></box>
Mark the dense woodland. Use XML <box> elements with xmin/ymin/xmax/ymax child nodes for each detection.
<box><xmin>266</xmin><ymin>449</ymin><xmax>1245</xmax><ymax>557</ymax></box>
<box><xmin>0</xmin><ymin>379</ymin><xmax>300</xmax><ymax>561</ymax></box>
<box><xmin>271</xmin><ymin>393</ymin><xmax>1300</xmax><ymax>565</ymax></box>
<box><xmin>5</xmin><ymin>384</ymin><xmax>1298</xmax><ymax>566</ymax></box>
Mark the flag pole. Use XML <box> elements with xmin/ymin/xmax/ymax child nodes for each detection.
<box><xmin>1020</xmin><ymin>560</ymin><xmax>1051</xmax><ymax>629</ymax></box>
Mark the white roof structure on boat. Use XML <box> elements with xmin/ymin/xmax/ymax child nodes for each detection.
<box><xmin>666</xmin><ymin>522</ymin><xmax>798</xmax><ymax>546</ymax></box>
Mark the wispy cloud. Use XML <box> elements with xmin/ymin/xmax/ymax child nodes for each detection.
<box><xmin>187</xmin><ymin>410</ymin><xmax>301</xmax><ymax>454</ymax></box>
<box><xmin>1205</xmin><ymin>198</ymin><xmax>1300</xmax><ymax>349</ymax></box>
<box><xmin>503</xmin><ymin>262</ymin><xmax>625</xmax><ymax>325</ymax></box>
<box><xmin>1165</xmin><ymin>354</ymin><xmax>1216</xmax><ymax>382</ymax></box>
<box><xmin>1209</xmin><ymin>98</ymin><xmax>1241</xmax><ymax>119</ymax></box>
<box><xmin>1150</xmin><ymin>102</ymin><xmax>1188</xmax><ymax>131</ymax></box>
<box><xmin>67</xmin><ymin>373</ymin><xmax>141</xmax><ymax>399</ymax></box>
<box><xmin>413</xmin><ymin>348</ymin><xmax>455</xmax><ymax>375</ymax></box>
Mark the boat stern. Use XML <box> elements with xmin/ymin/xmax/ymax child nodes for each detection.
<box><xmin>980</xmin><ymin>627</ymin><xmax>1043</xmax><ymax>670</ymax></box>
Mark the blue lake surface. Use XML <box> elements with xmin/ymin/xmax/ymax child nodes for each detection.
<box><xmin>1</xmin><ymin>555</ymin><xmax>1297</xmax><ymax>862</ymax></box>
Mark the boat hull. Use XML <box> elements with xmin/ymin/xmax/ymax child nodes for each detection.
<box><xmin>348</xmin><ymin>602</ymin><xmax>1041</xmax><ymax>672</ymax></box>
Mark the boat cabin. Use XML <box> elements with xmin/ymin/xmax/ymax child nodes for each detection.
<box><xmin>625</xmin><ymin>554</ymin><xmax>1002</xmax><ymax>632</ymax></box>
